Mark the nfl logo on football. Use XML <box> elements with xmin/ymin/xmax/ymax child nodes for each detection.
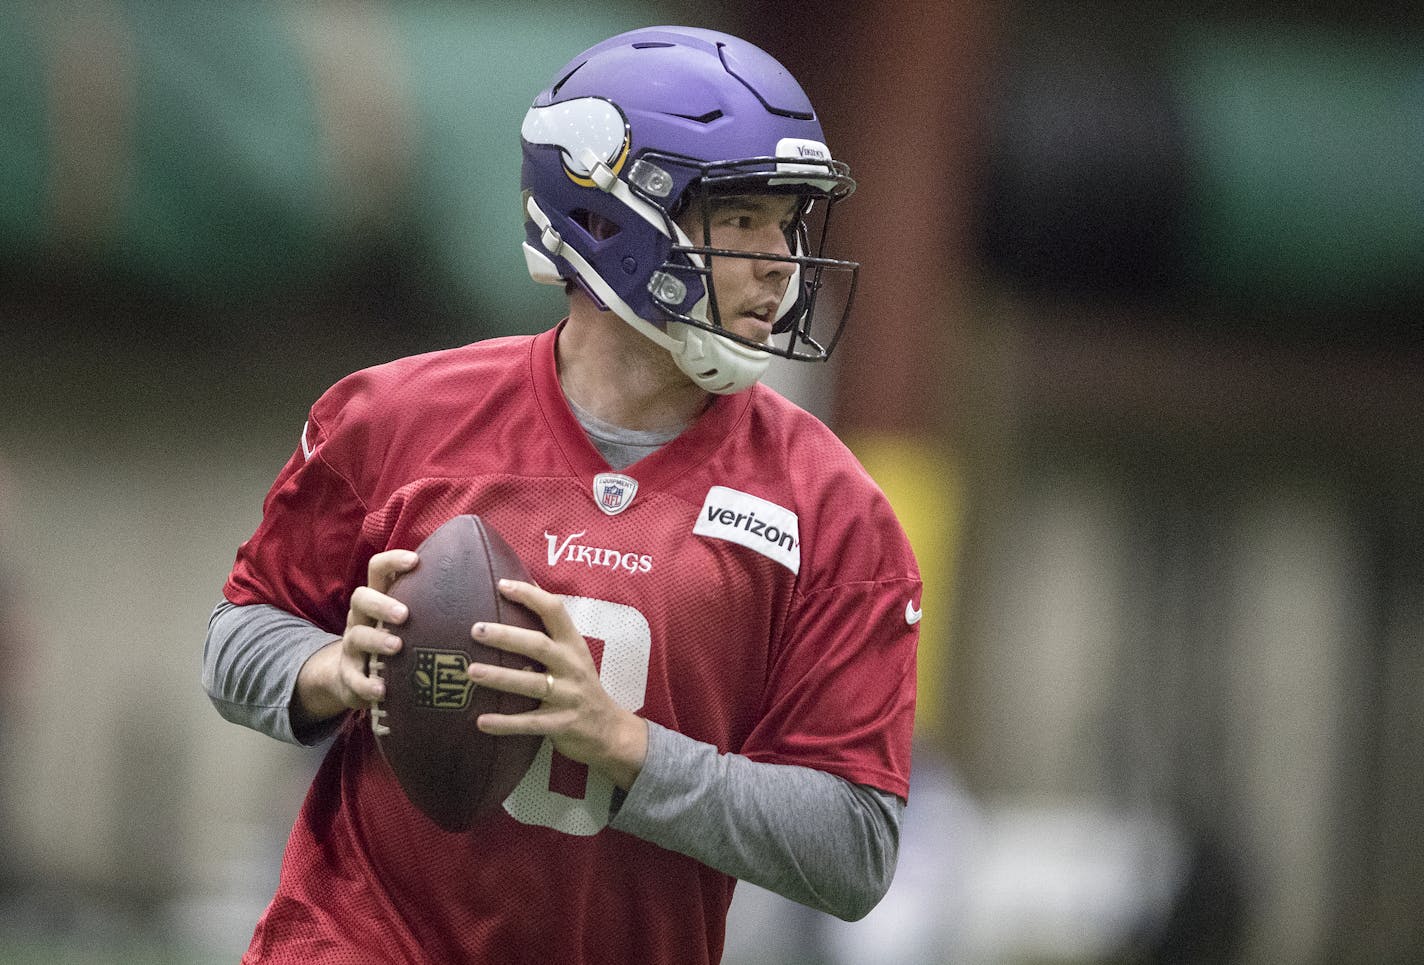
<box><xmin>593</xmin><ymin>472</ymin><xmax>638</xmax><ymax>516</ymax></box>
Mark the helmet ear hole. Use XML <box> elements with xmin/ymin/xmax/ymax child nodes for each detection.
<box><xmin>570</xmin><ymin>209</ymin><xmax>622</xmax><ymax>241</ymax></box>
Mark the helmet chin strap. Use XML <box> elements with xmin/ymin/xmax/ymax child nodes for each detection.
<box><xmin>526</xmin><ymin>193</ymin><xmax>772</xmax><ymax>395</ymax></box>
<box><xmin>667</xmin><ymin>321</ymin><xmax>771</xmax><ymax>394</ymax></box>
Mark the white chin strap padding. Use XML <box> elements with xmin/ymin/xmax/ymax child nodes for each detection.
<box><xmin>670</xmin><ymin>322</ymin><xmax>771</xmax><ymax>395</ymax></box>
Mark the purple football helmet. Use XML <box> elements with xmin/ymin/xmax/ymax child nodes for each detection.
<box><xmin>520</xmin><ymin>26</ymin><xmax>858</xmax><ymax>393</ymax></box>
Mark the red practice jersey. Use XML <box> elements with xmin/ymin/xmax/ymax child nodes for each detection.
<box><xmin>225</xmin><ymin>324</ymin><xmax>920</xmax><ymax>964</ymax></box>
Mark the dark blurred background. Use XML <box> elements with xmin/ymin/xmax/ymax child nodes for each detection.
<box><xmin>1</xmin><ymin>2</ymin><xmax>1420</xmax><ymax>963</ymax></box>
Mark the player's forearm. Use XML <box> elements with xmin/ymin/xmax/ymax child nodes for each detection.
<box><xmin>203</xmin><ymin>600</ymin><xmax>345</xmax><ymax>745</ymax></box>
<box><xmin>610</xmin><ymin>721</ymin><xmax>903</xmax><ymax>921</ymax></box>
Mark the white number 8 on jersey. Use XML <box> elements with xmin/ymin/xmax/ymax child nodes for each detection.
<box><xmin>502</xmin><ymin>596</ymin><xmax>650</xmax><ymax>836</ymax></box>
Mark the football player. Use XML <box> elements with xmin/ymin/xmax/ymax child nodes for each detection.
<box><xmin>206</xmin><ymin>25</ymin><xmax>920</xmax><ymax>964</ymax></box>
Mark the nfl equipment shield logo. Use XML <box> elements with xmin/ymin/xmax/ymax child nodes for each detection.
<box><xmin>412</xmin><ymin>649</ymin><xmax>473</xmax><ymax>710</ymax></box>
<box><xmin>592</xmin><ymin>472</ymin><xmax>638</xmax><ymax>516</ymax></box>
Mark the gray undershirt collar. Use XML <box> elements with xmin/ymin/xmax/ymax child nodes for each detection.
<box><xmin>566</xmin><ymin>395</ymin><xmax>683</xmax><ymax>471</ymax></box>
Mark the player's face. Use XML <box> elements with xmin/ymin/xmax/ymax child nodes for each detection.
<box><xmin>678</xmin><ymin>194</ymin><xmax>799</xmax><ymax>345</ymax></box>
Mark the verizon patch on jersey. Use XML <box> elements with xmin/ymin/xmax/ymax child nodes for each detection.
<box><xmin>693</xmin><ymin>486</ymin><xmax>800</xmax><ymax>574</ymax></box>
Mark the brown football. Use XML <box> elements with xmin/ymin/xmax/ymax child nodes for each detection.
<box><xmin>369</xmin><ymin>515</ymin><xmax>545</xmax><ymax>831</ymax></box>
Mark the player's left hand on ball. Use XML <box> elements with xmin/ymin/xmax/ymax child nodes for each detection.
<box><xmin>467</xmin><ymin>580</ymin><xmax>647</xmax><ymax>790</ymax></box>
<box><xmin>294</xmin><ymin>548</ymin><xmax>418</xmax><ymax>733</ymax></box>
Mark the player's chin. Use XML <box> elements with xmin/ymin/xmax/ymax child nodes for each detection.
<box><xmin>724</xmin><ymin>316</ymin><xmax>774</xmax><ymax>345</ymax></box>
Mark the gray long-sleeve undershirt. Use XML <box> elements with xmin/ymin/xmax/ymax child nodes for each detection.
<box><xmin>203</xmin><ymin>600</ymin><xmax>902</xmax><ymax>920</ymax></box>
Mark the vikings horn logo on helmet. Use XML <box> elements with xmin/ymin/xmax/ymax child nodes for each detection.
<box><xmin>521</xmin><ymin>98</ymin><xmax>631</xmax><ymax>189</ymax></box>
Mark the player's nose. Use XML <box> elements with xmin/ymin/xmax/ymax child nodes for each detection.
<box><xmin>751</xmin><ymin>226</ymin><xmax>793</xmax><ymax>276</ymax></box>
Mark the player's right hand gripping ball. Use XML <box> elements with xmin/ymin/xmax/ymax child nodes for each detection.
<box><xmin>370</xmin><ymin>515</ymin><xmax>546</xmax><ymax>831</ymax></box>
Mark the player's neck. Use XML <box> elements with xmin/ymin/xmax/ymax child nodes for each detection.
<box><xmin>557</xmin><ymin>298</ymin><xmax>712</xmax><ymax>433</ymax></box>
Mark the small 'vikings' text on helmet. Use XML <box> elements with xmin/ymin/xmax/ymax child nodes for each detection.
<box><xmin>520</xmin><ymin>26</ymin><xmax>858</xmax><ymax>394</ymax></box>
